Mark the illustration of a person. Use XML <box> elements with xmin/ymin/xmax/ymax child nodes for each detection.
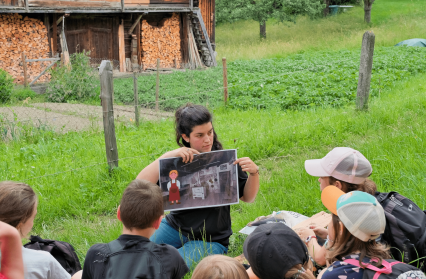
<box><xmin>167</xmin><ymin>170</ymin><xmax>181</xmax><ymax>205</ymax></box>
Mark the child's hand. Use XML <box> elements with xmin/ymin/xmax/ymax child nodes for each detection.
<box><xmin>309</xmin><ymin>225</ymin><xmax>328</xmax><ymax>239</ymax></box>
<box><xmin>297</xmin><ymin>227</ymin><xmax>316</xmax><ymax>240</ymax></box>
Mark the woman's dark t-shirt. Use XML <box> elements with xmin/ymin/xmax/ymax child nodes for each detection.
<box><xmin>164</xmin><ymin>164</ymin><xmax>248</xmax><ymax>247</ymax></box>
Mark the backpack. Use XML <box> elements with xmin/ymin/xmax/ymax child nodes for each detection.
<box><xmin>344</xmin><ymin>258</ymin><xmax>426</xmax><ymax>279</ymax></box>
<box><xmin>102</xmin><ymin>239</ymin><xmax>166</xmax><ymax>279</ymax></box>
<box><xmin>24</xmin><ymin>235</ymin><xmax>81</xmax><ymax>276</ymax></box>
<box><xmin>374</xmin><ymin>191</ymin><xmax>426</xmax><ymax>270</ymax></box>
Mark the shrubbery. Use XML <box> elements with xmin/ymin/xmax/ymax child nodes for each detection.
<box><xmin>0</xmin><ymin>69</ymin><xmax>14</xmax><ymax>103</ymax></box>
<box><xmin>46</xmin><ymin>51</ymin><xmax>100</xmax><ymax>103</ymax></box>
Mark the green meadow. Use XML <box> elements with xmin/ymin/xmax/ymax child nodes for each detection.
<box><xmin>1</xmin><ymin>0</ymin><xmax>426</xmax><ymax>276</ymax></box>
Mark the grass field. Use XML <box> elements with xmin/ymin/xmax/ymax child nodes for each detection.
<box><xmin>216</xmin><ymin>0</ymin><xmax>426</xmax><ymax>60</ymax></box>
<box><xmin>1</xmin><ymin>0</ymin><xmax>426</xmax><ymax>276</ymax></box>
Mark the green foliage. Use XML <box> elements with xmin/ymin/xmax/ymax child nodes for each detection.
<box><xmin>226</xmin><ymin>47</ymin><xmax>426</xmax><ymax>110</ymax></box>
<box><xmin>45</xmin><ymin>52</ymin><xmax>100</xmax><ymax>103</ymax></box>
<box><xmin>216</xmin><ymin>0</ymin><xmax>325</xmax><ymax>33</ymax></box>
<box><xmin>0</xmin><ymin>69</ymin><xmax>14</xmax><ymax>104</ymax></box>
<box><xmin>11</xmin><ymin>87</ymin><xmax>36</xmax><ymax>101</ymax></box>
<box><xmin>1</xmin><ymin>72</ymin><xmax>426</xmax><ymax>266</ymax></box>
<box><xmin>114</xmin><ymin>47</ymin><xmax>426</xmax><ymax>111</ymax></box>
<box><xmin>113</xmin><ymin>69</ymin><xmax>224</xmax><ymax>111</ymax></box>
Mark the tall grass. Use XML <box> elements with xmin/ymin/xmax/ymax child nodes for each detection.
<box><xmin>216</xmin><ymin>0</ymin><xmax>426</xmax><ymax>60</ymax></box>
<box><xmin>1</xmin><ymin>71</ymin><xmax>425</xmax><ymax>266</ymax></box>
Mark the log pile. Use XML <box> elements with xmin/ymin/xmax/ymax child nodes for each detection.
<box><xmin>141</xmin><ymin>13</ymin><xmax>182</xmax><ymax>69</ymax></box>
<box><xmin>0</xmin><ymin>14</ymin><xmax>51</xmax><ymax>83</ymax></box>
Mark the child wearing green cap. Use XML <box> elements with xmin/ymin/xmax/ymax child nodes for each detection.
<box><xmin>313</xmin><ymin>187</ymin><xmax>424</xmax><ymax>279</ymax></box>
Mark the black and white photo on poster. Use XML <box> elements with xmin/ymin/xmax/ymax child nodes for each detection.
<box><xmin>158</xmin><ymin>149</ymin><xmax>239</xmax><ymax>211</ymax></box>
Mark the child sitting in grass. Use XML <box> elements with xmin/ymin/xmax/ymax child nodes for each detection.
<box><xmin>243</xmin><ymin>222</ymin><xmax>316</xmax><ymax>279</ymax></box>
<box><xmin>315</xmin><ymin>187</ymin><xmax>425</xmax><ymax>279</ymax></box>
<box><xmin>0</xmin><ymin>181</ymin><xmax>70</xmax><ymax>279</ymax></box>
<box><xmin>81</xmin><ymin>179</ymin><xmax>189</xmax><ymax>279</ymax></box>
<box><xmin>191</xmin><ymin>255</ymin><xmax>249</xmax><ymax>279</ymax></box>
<box><xmin>301</xmin><ymin>147</ymin><xmax>377</xmax><ymax>265</ymax></box>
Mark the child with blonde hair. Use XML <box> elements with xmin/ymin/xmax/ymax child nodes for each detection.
<box><xmin>191</xmin><ymin>255</ymin><xmax>249</xmax><ymax>279</ymax></box>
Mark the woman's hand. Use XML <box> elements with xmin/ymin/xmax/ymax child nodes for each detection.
<box><xmin>234</xmin><ymin>157</ymin><xmax>259</xmax><ymax>175</ymax></box>
<box><xmin>309</xmin><ymin>225</ymin><xmax>328</xmax><ymax>239</ymax></box>
<box><xmin>165</xmin><ymin>147</ymin><xmax>201</xmax><ymax>164</ymax></box>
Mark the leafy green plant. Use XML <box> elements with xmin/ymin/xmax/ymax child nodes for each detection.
<box><xmin>46</xmin><ymin>51</ymin><xmax>100</xmax><ymax>103</ymax></box>
<box><xmin>0</xmin><ymin>69</ymin><xmax>14</xmax><ymax>104</ymax></box>
<box><xmin>11</xmin><ymin>87</ymin><xmax>36</xmax><ymax>101</ymax></box>
<box><xmin>113</xmin><ymin>46</ymin><xmax>426</xmax><ymax>111</ymax></box>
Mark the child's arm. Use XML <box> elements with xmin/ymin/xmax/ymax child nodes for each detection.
<box><xmin>297</xmin><ymin>227</ymin><xmax>327</xmax><ymax>266</ymax></box>
<box><xmin>0</xmin><ymin>221</ymin><xmax>24</xmax><ymax>279</ymax></box>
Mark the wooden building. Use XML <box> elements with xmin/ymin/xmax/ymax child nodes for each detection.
<box><xmin>0</xmin><ymin>0</ymin><xmax>216</xmax><ymax>81</ymax></box>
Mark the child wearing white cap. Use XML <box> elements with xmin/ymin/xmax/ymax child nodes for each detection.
<box><xmin>304</xmin><ymin>147</ymin><xmax>377</xmax><ymax>194</ymax></box>
<box><xmin>299</xmin><ymin>147</ymin><xmax>378</xmax><ymax>265</ymax></box>
<box><xmin>316</xmin><ymin>187</ymin><xmax>425</xmax><ymax>279</ymax></box>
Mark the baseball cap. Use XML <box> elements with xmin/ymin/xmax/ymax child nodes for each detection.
<box><xmin>321</xmin><ymin>186</ymin><xmax>385</xmax><ymax>242</ymax></box>
<box><xmin>305</xmin><ymin>147</ymin><xmax>372</xmax><ymax>184</ymax></box>
<box><xmin>243</xmin><ymin>223</ymin><xmax>309</xmax><ymax>279</ymax></box>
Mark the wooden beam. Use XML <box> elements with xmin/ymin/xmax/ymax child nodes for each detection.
<box><xmin>29</xmin><ymin>60</ymin><xmax>57</xmax><ymax>86</ymax></box>
<box><xmin>99</xmin><ymin>60</ymin><xmax>119</xmax><ymax>170</ymax></box>
<box><xmin>52</xmin><ymin>14</ymin><xmax>58</xmax><ymax>55</ymax></box>
<box><xmin>26</xmin><ymin>58</ymin><xmax>60</xmax><ymax>62</ymax></box>
<box><xmin>44</xmin><ymin>13</ymin><xmax>52</xmax><ymax>56</ymax></box>
<box><xmin>128</xmin><ymin>14</ymin><xmax>143</xmax><ymax>35</ymax></box>
<box><xmin>121</xmin><ymin>0</ymin><xmax>124</xmax><ymax>12</ymax></box>
<box><xmin>21</xmin><ymin>53</ymin><xmax>28</xmax><ymax>87</ymax></box>
<box><xmin>24</xmin><ymin>0</ymin><xmax>29</xmax><ymax>12</ymax></box>
<box><xmin>118</xmin><ymin>20</ymin><xmax>126</xmax><ymax>72</ymax></box>
<box><xmin>136</xmin><ymin>21</ymin><xmax>141</xmax><ymax>66</ymax></box>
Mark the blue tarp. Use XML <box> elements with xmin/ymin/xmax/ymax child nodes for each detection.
<box><xmin>395</xmin><ymin>39</ymin><xmax>426</xmax><ymax>47</ymax></box>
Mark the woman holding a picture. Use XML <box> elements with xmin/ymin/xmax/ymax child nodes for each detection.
<box><xmin>136</xmin><ymin>103</ymin><xmax>260</xmax><ymax>267</ymax></box>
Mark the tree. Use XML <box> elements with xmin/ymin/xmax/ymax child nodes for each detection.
<box><xmin>363</xmin><ymin>0</ymin><xmax>375</xmax><ymax>23</ymax></box>
<box><xmin>216</xmin><ymin>0</ymin><xmax>325</xmax><ymax>39</ymax></box>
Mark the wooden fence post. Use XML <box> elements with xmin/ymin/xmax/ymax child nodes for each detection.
<box><xmin>133</xmin><ymin>72</ymin><xmax>140</xmax><ymax>126</ymax></box>
<box><xmin>356</xmin><ymin>31</ymin><xmax>375</xmax><ymax>110</ymax></box>
<box><xmin>156</xmin><ymin>58</ymin><xmax>160</xmax><ymax>111</ymax></box>
<box><xmin>222</xmin><ymin>57</ymin><xmax>228</xmax><ymax>105</ymax></box>
<box><xmin>21</xmin><ymin>52</ymin><xmax>28</xmax><ymax>87</ymax></box>
<box><xmin>99</xmin><ymin>60</ymin><xmax>119</xmax><ymax>169</ymax></box>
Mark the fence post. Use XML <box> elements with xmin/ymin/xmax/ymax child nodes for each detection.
<box><xmin>222</xmin><ymin>57</ymin><xmax>228</xmax><ymax>105</ymax></box>
<box><xmin>156</xmin><ymin>58</ymin><xmax>160</xmax><ymax>112</ymax></box>
<box><xmin>21</xmin><ymin>52</ymin><xmax>28</xmax><ymax>87</ymax></box>
<box><xmin>99</xmin><ymin>60</ymin><xmax>119</xmax><ymax>169</ymax></box>
<box><xmin>133</xmin><ymin>72</ymin><xmax>140</xmax><ymax>126</ymax></box>
<box><xmin>356</xmin><ymin>31</ymin><xmax>375</xmax><ymax>110</ymax></box>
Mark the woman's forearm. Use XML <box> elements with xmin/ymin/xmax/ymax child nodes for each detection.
<box><xmin>240</xmin><ymin>174</ymin><xmax>259</xmax><ymax>203</ymax></box>
<box><xmin>136</xmin><ymin>158</ymin><xmax>161</xmax><ymax>183</ymax></box>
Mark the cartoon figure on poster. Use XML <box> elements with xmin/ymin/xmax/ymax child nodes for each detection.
<box><xmin>168</xmin><ymin>170</ymin><xmax>181</xmax><ymax>205</ymax></box>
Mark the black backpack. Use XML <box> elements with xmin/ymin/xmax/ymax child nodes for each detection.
<box><xmin>344</xmin><ymin>258</ymin><xmax>426</xmax><ymax>279</ymax></box>
<box><xmin>374</xmin><ymin>191</ymin><xmax>426</xmax><ymax>271</ymax></box>
<box><xmin>101</xmin><ymin>239</ymin><xmax>167</xmax><ymax>279</ymax></box>
<box><xmin>24</xmin><ymin>235</ymin><xmax>82</xmax><ymax>276</ymax></box>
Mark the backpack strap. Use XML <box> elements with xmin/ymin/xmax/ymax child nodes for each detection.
<box><xmin>343</xmin><ymin>259</ymin><xmax>400</xmax><ymax>279</ymax></box>
<box><xmin>107</xmin><ymin>240</ymin><xmax>124</xmax><ymax>255</ymax></box>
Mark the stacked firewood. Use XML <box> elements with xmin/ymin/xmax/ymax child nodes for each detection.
<box><xmin>0</xmin><ymin>14</ymin><xmax>51</xmax><ymax>83</ymax></box>
<box><xmin>141</xmin><ymin>13</ymin><xmax>182</xmax><ymax>69</ymax></box>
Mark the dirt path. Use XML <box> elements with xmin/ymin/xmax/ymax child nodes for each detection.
<box><xmin>0</xmin><ymin>103</ymin><xmax>173</xmax><ymax>133</ymax></box>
